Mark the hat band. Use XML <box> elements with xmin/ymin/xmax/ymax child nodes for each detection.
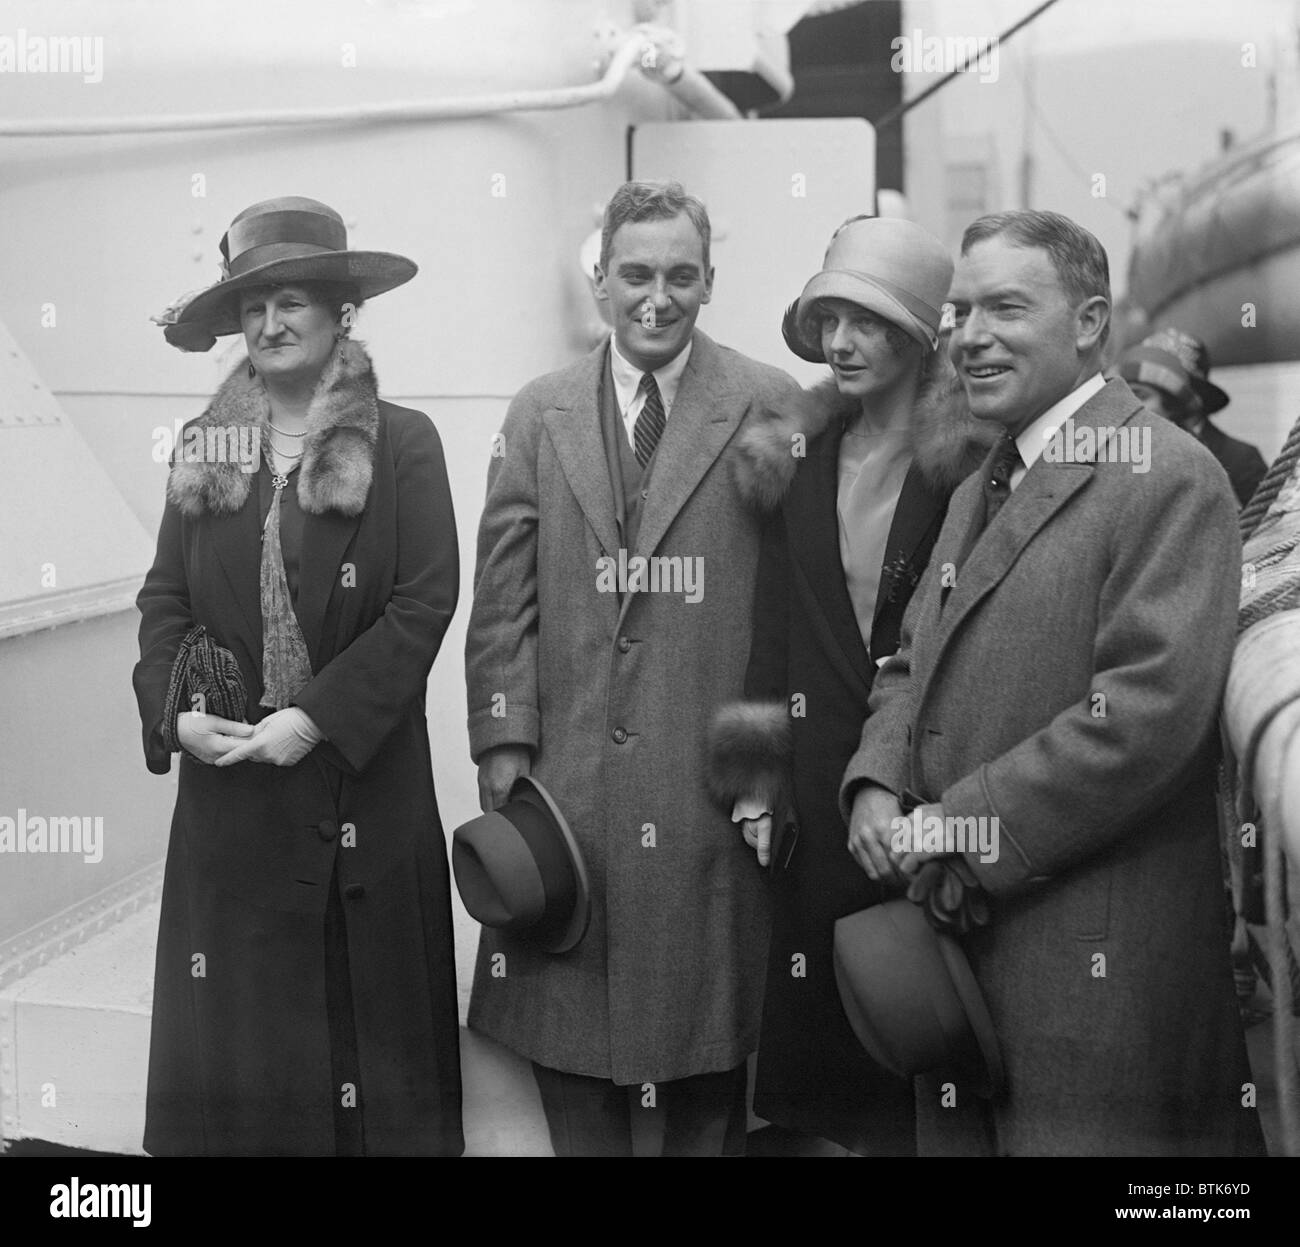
<box><xmin>223</xmin><ymin>209</ymin><xmax>348</xmax><ymax>273</ymax></box>
<box><xmin>225</xmin><ymin>240</ymin><xmax>346</xmax><ymax>280</ymax></box>
<box><xmin>1121</xmin><ymin>355</ymin><xmax>1190</xmax><ymax>402</ymax></box>
<box><xmin>821</xmin><ymin>267</ymin><xmax>944</xmax><ymax>335</ymax></box>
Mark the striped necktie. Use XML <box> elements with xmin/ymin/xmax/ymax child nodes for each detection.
<box><xmin>634</xmin><ymin>372</ymin><xmax>666</xmax><ymax>468</ymax></box>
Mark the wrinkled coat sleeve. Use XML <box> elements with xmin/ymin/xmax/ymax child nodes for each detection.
<box><xmin>294</xmin><ymin>412</ymin><xmax>459</xmax><ymax>773</ymax></box>
<box><xmin>134</xmin><ymin>496</ymin><xmax>195</xmax><ymax>775</ymax></box>
<box><xmin>838</xmin><ymin>558</ymin><xmax>929</xmax><ymax>818</ymax></box>
<box><xmin>464</xmin><ymin>384</ymin><xmax>543</xmax><ymax>762</ymax></box>
<box><xmin>943</xmin><ymin>455</ymin><xmax>1240</xmax><ymax>898</ymax></box>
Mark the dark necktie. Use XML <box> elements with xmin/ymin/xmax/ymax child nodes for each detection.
<box><xmin>952</xmin><ymin>430</ymin><xmax>1023</xmax><ymax>579</ymax></box>
<box><xmin>634</xmin><ymin>372</ymin><xmax>666</xmax><ymax>468</ymax></box>
<box><xmin>984</xmin><ymin>429</ymin><xmax>1023</xmax><ymax>527</ymax></box>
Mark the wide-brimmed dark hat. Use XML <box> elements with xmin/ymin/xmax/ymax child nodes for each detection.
<box><xmin>1117</xmin><ymin>327</ymin><xmax>1229</xmax><ymax>415</ymax></box>
<box><xmin>451</xmin><ymin>776</ymin><xmax>591</xmax><ymax>954</ymax></box>
<box><xmin>155</xmin><ymin>197</ymin><xmax>416</xmax><ymax>349</ymax></box>
<box><xmin>833</xmin><ymin>898</ymin><xmax>1005</xmax><ymax>1098</ymax></box>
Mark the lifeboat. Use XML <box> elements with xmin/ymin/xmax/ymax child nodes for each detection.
<box><xmin>1126</xmin><ymin>125</ymin><xmax>1300</xmax><ymax>366</ymax></box>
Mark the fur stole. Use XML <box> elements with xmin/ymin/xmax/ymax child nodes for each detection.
<box><xmin>733</xmin><ymin>359</ymin><xmax>995</xmax><ymax>512</ymax></box>
<box><xmin>167</xmin><ymin>338</ymin><xmax>380</xmax><ymax>518</ymax></box>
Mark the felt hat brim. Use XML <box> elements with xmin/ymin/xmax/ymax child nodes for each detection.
<box><xmin>833</xmin><ymin>898</ymin><xmax>1004</xmax><ymax>1099</ymax></box>
<box><xmin>175</xmin><ymin>250</ymin><xmax>417</xmax><ymax>337</ymax></box>
<box><xmin>793</xmin><ymin>269</ymin><xmax>937</xmax><ymax>361</ymax></box>
<box><xmin>511</xmin><ymin>775</ymin><xmax>591</xmax><ymax>954</ymax></box>
<box><xmin>1190</xmin><ymin>375</ymin><xmax>1230</xmax><ymax>415</ymax></box>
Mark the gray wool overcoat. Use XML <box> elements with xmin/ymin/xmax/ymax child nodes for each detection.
<box><xmin>465</xmin><ymin>330</ymin><xmax>801</xmax><ymax>1085</ymax></box>
<box><xmin>841</xmin><ymin>379</ymin><xmax>1267</xmax><ymax>1157</ymax></box>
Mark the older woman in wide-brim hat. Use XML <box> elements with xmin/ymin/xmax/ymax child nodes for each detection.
<box><xmin>709</xmin><ymin>215</ymin><xmax>991</xmax><ymax>1155</ymax></box>
<box><xmin>135</xmin><ymin>197</ymin><xmax>463</xmax><ymax>1156</ymax></box>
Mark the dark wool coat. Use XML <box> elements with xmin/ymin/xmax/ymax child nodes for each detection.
<box><xmin>712</xmin><ymin>367</ymin><xmax>990</xmax><ymax>1153</ymax></box>
<box><xmin>841</xmin><ymin>380</ymin><xmax>1266</xmax><ymax>1157</ymax></box>
<box><xmin>464</xmin><ymin>331</ymin><xmax>802</xmax><ymax>1085</ymax></box>
<box><xmin>1199</xmin><ymin>420</ymin><xmax>1268</xmax><ymax>508</ymax></box>
<box><xmin>134</xmin><ymin>341</ymin><xmax>463</xmax><ymax>1156</ymax></box>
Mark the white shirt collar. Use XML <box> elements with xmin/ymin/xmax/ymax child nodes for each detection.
<box><xmin>609</xmin><ymin>334</ymin><xmax>693</xmax><ymax>416</ymax></box>
<box><xmin>1015</xmin><ymin>371</ymin><xmax>1106</xmax><ymax>476</ymax></box>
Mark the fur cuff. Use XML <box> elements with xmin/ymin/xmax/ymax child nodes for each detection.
<box><xmin>706</xmin><ymin>701</ymin><xmax>794</xmax><ymax>812</ymax></box>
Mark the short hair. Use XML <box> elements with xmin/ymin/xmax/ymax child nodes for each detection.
<box><xmin>599</xmin><ymin>180</ymin><xmax>711</xmax><ymax>273</ymax></box>
<box><xmin>961</xmin><ymin>210</ymin><xmax>1111</xmax><ymax>347</ymax></box>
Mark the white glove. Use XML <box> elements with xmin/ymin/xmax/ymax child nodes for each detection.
<box><xmin>732</xmin><ymin>795</ymin><xmax>774</xmax><ymax>867</ymax></box>
<box><xmin>176</xmin><ymin>711</ymin><xmax>253</xmax><ymax>764</ymax></box>
<box><xmin>214</xmin><ymin>707</ymin><xmax>323</xmax><ymax>768</ymax></box>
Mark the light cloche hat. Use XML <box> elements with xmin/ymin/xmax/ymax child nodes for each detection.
<box><xmin>783</xmin><ymin>215</ymin><xmax>954</xmax><ymax>362</ymax></box>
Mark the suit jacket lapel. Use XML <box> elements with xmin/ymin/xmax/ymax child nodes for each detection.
<box><xmin>784</xmin><ymin>420</ymin><xmax>873</xmax><ymax>698</ymax></box>
<box><xmin>296</xmin><ymin>507</ymin><xmax>364</xmax><ymax>667</ymax></box>
<box><xmin>869</xmin><ymin>461</ymin><xmax>946</xmax><ymax>646</ymax></box>
<box><xmin>632</xmin><ymin>332</ymin><xmax>741</xmax><ymax>561</ymax></box>
<box><xmin>932</xmin><ymin>382</ymin><xmax>1139</xmax><ymax>648</ymax></box>
<box><xmin>207</xmin><ymin>496</ymin><xmax>264</xmax><ymax>655</ymax></box>
<box><xmin>542</xmin><ymin>344</ymin><xmax>621</xmax><ymax>558</ymax></box>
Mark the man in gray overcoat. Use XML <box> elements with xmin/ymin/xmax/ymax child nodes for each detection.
<box><xmin>465</xmin><ymin>180</ymin><xmax>800</xmax><ymax>1155</ymax></box>
<box><xmin>841</xmin><ymin>210</ymin><xmax>1266</xmax><ymax>1156</ymax></box>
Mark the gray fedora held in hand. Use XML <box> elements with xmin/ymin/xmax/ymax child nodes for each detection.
<box><xmin>833</xmin><ymin>897</ymin><xmax>1005</xmax><ymax>1099</ymax></box>
<box><xmin>452</xmin><ymin>776</ymin><xmax>592</xmax><ymax>955</ymax></box>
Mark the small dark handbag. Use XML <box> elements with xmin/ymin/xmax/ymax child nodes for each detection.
<box><xmin>161</xmin><ymin>624</ymin><xmax>248</xmax><ymax>752</ymax></box>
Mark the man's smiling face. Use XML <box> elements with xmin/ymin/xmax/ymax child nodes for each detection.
<box><xmin>595</xmin><ymin>213</ymin><xmax>713</xmax><ymax>372</ymax></box>
<box><xmin>947</xmin><ymin>236</ymin><xmax>1103</xmax><ymax>433</ymax></box>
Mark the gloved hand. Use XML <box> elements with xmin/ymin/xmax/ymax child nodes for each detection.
<box><xmin>176</xmin><ymin>711</ymin><xmax>254</xmax><ymax>764</ymax></box>
<box><xmin>732</xmin><ymin>794</ymin><xmax>773</xmax><ymax>866</ymax></box>
<box><xmin>214</xmin><ymin>707</ymin><xmax>323</xmax><ymax>768</ymax></box>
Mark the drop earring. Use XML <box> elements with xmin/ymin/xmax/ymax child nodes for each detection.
<box><xmin>248</xmin><ymin>362</ymin><xmax>256</xmax><ymax>379</ymax></box>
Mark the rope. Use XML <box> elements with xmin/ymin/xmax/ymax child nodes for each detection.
<box><xmin>1241</xmin><ymin>411</ymin><xmax>1300</xmax><ymax>540</ymax></box>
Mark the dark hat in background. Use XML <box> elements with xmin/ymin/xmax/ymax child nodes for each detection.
<box><xmin>153</xmin><ymin>196</ymin><xmax>417</xmax><ymax>351</ymax></box>
<box><xmin>1118</xmin><ymin>326</ymin><xmax>1229</xmax><ymax>414</ymax></box>
<box><xmin>833</xmin><ymin>897</ymin><xmax>1005</xmax><ymax>1099</ymax></box>
<box><xmin>452</xmin><ymin>775</ymin><xmax>591</xmax><ymax>954</ymax></box>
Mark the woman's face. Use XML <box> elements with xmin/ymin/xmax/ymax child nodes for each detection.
<box><xmin>1128</xmin><ymin>381</ymin><xmax>1180</xmax><ymax>423</ymax></box>
<box><xmin>240</xmin><ymin>285</ymin><xmax>339</xmax><ymax>385</ymax></box>
<box><xmin>817</xmin><ymin>298</ymin><xmax>922</xmax><ymax>402</ymax></box>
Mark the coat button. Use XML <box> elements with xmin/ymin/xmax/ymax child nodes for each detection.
<box><xmin>318</xmin><ymin>820</ymin><xmax>338</xmax><ymax>842</ymax></box>
<box><xmin>611</xmin><ymin>727</ymin><xmax>628</xmax><ymax>744</ymax></box>
<box><xmin>617</xmin><ymin>636</ymin><xmax>631</xmax><ymax>653</ymax></box>
<box><xmin>344</xmin><ymin>884</ymin><xmax>365</xmax><ymax>901</ymax></box>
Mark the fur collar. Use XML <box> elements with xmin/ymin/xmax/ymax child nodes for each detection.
<box><xmin>167</xmin><ymin>338</ymin><xmax>380</xmax><ymax>518</ymax></box>
<box><xmin>733</xmin><ymin>361</ymin><xmax>995</xmax><ymax>511</ymax></box>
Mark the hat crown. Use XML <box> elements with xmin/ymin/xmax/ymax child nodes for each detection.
<box><xmin>819</xmin><ymin>217</ymin><xmax>953</xmax><ymax>314</ymax></box>
<box><xmin>220</xmin><ymin>197</ymin><xmax>350</xmax><ymax>278</ymax></box>
<box><xmin>1141</xmin><ymin>327</ymin><xmax>1208</xmax><ymax>380</ymax></box>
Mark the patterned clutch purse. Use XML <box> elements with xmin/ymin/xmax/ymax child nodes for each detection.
<box><xmin>161</xmin><ymin>624</ymin><xmax>248</xmax><ymax>752</ymax></box>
